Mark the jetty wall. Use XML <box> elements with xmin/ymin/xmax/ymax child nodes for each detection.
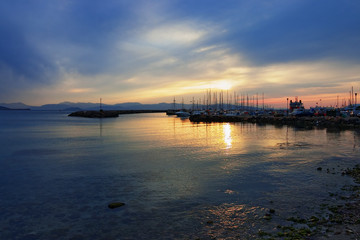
<box><xmin>189</xmin><ymin>115</ymin><xmax>360</xmax><ymax>130</ymax></box>
<box><xmin>68</xmin><ymin>110</ymin><xmax>165</xmax><ymax>118</ymax></box>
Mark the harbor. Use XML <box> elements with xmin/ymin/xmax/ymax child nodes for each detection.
<box><xmin>165</xmin><ymin>96</ymin><xmax>360</xmax><ymax>130</ymax></box>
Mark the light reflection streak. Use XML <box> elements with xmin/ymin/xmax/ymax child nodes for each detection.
<box><xmin>223</xmin><ymin>123</ymin><xmax>232</xmax><ymax>149</ymax></box>
<box><xmin>99</xmin><ymin>118</ymin><xmax>103</xmax><ymax>137</ymax></box>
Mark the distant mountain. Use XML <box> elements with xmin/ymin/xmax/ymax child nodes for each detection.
<box><xmin>0</xmin><ymin>101</ymin><xmax>183</xmax><ymax>111</ymax></box>
<box><xmin>31</xmin><ymin>102</ymin><xmax>98</xmax><ymax>111</ymax></box>
<box><xmin>111</xmin><ymin>102</ymin><xmax>176</xmax><ymax>110</ymax></box>
<box><xmin>0</xmin><ymin>102</ymin><xmax>31</xmax><ymax>109</ymax></box>
<box><xmin>0</xmin><ymin>106</ymin><xmax>11</xmax><ymax>110</ymax></box>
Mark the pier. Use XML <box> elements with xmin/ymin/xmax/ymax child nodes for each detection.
<box><xmin>68</xmin><ymin>110</ymin><xmax>165</xmax><ymax>118</ymax></box>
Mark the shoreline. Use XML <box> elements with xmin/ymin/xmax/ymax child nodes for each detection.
<box><xmin>190</xmin><ymin>115</ymin><xmax>360</xmax><ymax>130</ymax></box>
<box><xmin>257</xmin><ymin>166</ymin><xmax>360</xmax><ymax>239</ymax></box>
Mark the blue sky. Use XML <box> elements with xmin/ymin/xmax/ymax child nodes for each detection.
<box><xmin>1</xmin><ymin>0</ymin><xmax>360</xmax><ymax>107</ymax></box>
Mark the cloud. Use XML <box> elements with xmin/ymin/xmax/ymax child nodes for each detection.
<box><xmin>0</xmin><ymin>16</ymin><xmax>58</xmax><ymax>87</ymax></box>
<box><xmin>224</xmin><ymin>0</ymin><xmax>360</xmax><ymax>65</ymax></box>
<box><xmin>144</xmin><ymin>24</ymin><xmax>205</xmax><ymax>47</ymax></box>
<box><xmin>68</xmin><ymin>88</ymin><xmax>96</xmax><ymax>94</ymax></box>
<box><xmin>226</xmin><ymin>60</ymin><xmax>360</xmax><ymax>107</ymax></box>
<box><xmin>0</xmin><ymin>0</ymin><xmax>359</xmax><ymax>107</ymax></box>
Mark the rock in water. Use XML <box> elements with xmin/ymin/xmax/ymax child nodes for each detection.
<box><xmin>108</xmin><ymin>202</ymin><xmax>125</xmax><ymax>209</ymax></box>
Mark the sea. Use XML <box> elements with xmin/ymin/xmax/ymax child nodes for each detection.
<box><xmin>0</xmin><ymin>110</ymin><xmax>359</xmax><ymax>239</ymax></box>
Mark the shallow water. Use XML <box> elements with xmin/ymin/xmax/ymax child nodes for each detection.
<box><xmin>0</xmin><ymin>111</ymin><xmax>359</xmax><ymax>239</ymax></box>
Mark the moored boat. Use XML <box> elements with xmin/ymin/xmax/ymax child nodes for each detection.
<box><xmin>175</xmin><ymin>110</ymin><xmax>190</xmax><ymax>117</ymax></box>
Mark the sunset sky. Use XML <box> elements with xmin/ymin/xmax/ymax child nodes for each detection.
<box><xmin>1</xmin><ymin>0</ymin><xmax>360</xmax><ymax>108</ymax></box>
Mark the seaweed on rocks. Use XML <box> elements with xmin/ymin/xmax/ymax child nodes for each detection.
<box><xmin>257</xmin><ymin>165</ymin><xmax>360</xmax><ymax>239</ymax></box>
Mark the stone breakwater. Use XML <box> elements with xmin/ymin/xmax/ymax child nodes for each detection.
<box><xmin>189</xmin><ymin>115</ymin><xmax>360</xmax><ymax>130</ymax></box>
<box><xmin>68</xmin><ymin>110</ymin><xmax>165</xmax><ymax>118</ymax></box>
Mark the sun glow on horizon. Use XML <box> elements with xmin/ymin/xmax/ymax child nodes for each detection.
<box><xmin>212</xmin><ymin>80</ymin><xmax>233</xmax><ymax>90</ymax></box>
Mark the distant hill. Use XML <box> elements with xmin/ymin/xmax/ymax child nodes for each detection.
<box><xmin>0</xmin><ymin>101</ymin><xmax>185</xmax><ymax>111</ymax></box>
<box><xmin>0</xmin><ymin>106</ymin><xmax>10</xmax><ymax>110</ymax></box>
<box><xmin>0</xmin><ymin>102</ymin><xmax>30</xmax><ymax>109</ymax></box>
<box><xmin>30</xmin><ymin>102</ymin><xmax>98</xmax><ymax>111</ymax></box>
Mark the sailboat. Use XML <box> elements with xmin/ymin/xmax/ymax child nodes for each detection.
<box><xmin>175</xmin><ymin>110</ymin><xmax>190</xmax><ymax>117</ymax></box>
<box><xmin>175</xmin><ymin>97</ymin><xmax>190</xmax><ymax>117</ymax></box>
<box><xmin>166</xmin><ymin>97</ymin><xmax>178</xmax><ymax>115</ymax></box>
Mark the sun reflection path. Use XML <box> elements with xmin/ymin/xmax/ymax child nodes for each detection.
<box><xmin>223</xmin><ymin>123</ymin><xmax>232</xmax><ymax>149</ymax></box>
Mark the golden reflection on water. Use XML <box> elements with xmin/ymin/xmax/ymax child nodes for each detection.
<box><xmin>98</xmin><ymin>114</ymin><xmax>244</xmax><ymax>153</ymax></box>
<box><xmin>96</xmin><ymin>114</ymin><xmax>360</xmax><ymax>170</ymax></box>
<box><xmin>223</xmin><ymin>123</ymin><xmax>232</xmax><ymax>149</ymax></box>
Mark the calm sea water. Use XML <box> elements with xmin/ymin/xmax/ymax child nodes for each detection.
<box><xmin>1</xmin><ymin>111</ymin><xmax>360</xmax><ymax>239</ymax></box>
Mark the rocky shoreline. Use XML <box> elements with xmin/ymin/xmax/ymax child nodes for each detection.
<box><xmin>68</xmin><ymin>110</ymin><xmax>165</xmax><ymax>118</ymax></box>
<box><xmin>256</xmin><ymin>165</ymin><xmax>360</xmax><ymax>239</ymax></box>
<box><xmin>190</xmin><ymin>115</ymin><xmax>360</xmax><ymax>130</ymax></box>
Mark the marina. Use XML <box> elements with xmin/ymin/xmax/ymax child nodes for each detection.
<box><xmin>164</xmin><ymin>98</ymin><xmax>360</xmax><ymax>131</ymax></box>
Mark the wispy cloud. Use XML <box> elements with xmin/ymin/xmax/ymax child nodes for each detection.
<box><xmin>144</xmin><ymin>24</ymin><xmax>205</xmax><ymax>47</ymax></box>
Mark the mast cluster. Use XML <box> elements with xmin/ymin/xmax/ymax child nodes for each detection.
<box><xmin>173</xmin><ymin>90</ymin><xmax>268</xmax><ymax>112</ymax></box>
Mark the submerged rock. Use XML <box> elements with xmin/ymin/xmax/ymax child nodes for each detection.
<box><xmin>108</xmin><ymin>202</ymin><xmax>125</xmax><ymax>209</ymax></box>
